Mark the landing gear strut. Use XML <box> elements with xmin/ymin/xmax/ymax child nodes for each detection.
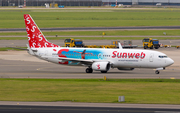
<box><xmin>155</xmin><ymin>67</ymin><xmax>165</xmax><ymax>74</ymax></box>
<box><xmin>155</xmin><ymin>70</ymin><xmax>160</xmax><ymax>74</ymax></box>
<box><xmin>86</xmin><ymin>68</ymin><xmax>93</xmax><ymax>73</ymax></box>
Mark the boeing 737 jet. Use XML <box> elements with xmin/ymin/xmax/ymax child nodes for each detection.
<box><xmin>24</xmin><ymin>14</ymin><xmax>174</xmax><ymax>74</ymax></box>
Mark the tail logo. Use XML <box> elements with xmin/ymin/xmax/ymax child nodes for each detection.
<box><xmin>32</xmin><ymin>43</ymin><xmax>36</xmax><ymax>48</ymax></box>
<box><xmin>26</xmin><ymin>17</ymin><xmax>30</xmax><ymax>24</ymax></box>
<box><xmin>31</xmin><ymin>26</ymin><xmax>36</xmax><ymax>32</ymax></box>
<box><xmin>38</xmin><ymin>34</ymin><xmax>43</xmax><ymax>41</ymax></box>
<box><xmin>24</xmin><ymin>14</ymin><xmax>59</xmax><ymax>48</ymax></box>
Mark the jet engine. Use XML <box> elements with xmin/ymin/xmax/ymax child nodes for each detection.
<box><xmin>117</xmin><ymin>68</ymin><xmax>134</xmax><ymax>71</ymax></box>
<box><xmin>92</xmin><ymin>62</ymin><xmax>110</xmax><ymax>71</ymax></box>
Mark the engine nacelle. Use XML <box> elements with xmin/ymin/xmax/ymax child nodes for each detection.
<box><xmin>92</xmin><ymin>62</ymin><xmax>110</xmax><ymax>71</ymax></box>
<box><xmin>117</xmin><ymin>68</ymin><xmax>134</xmax><ymax>71</ymax></box>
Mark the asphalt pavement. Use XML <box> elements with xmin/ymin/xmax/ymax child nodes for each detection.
<box><xmin>1</xmin><ymin>40</ymin><xmax>180</xmax><ymax>48</ymax></box>
<box><xmin>0</xmin><ymin>47</ymin><xmax>179</xmax><ymax>79</ymax></box>
<box><xmin>1</xmin><ymin>105</ymin><xmax>180</xmax><ymax>113</ymax></box>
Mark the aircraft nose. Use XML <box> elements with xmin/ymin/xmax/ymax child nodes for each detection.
<box><xmin>166</xmin><ymin>58</ymin><xmax>174</xmax><ymax>66</ymax></box>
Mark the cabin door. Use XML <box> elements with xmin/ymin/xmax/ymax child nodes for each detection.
<box><xmin>149</xmin><ymin>53</ymin><xmax>154</xmax><ymax>62</ymax></box>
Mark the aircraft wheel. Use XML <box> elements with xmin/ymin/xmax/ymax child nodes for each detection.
<box><xmin>101</xmin><ymin>71</ymin><xmax>107</xmax><ymax>73</ymax></box>
<box><xmin>155</xmin><ymin>70</ymin><xmax>160</xmax><ymax>74</ymax></box>
<box><xmin>86</xmin><ymin>68</ymin><xmax>93</xmax><ymax>73</ymax></box>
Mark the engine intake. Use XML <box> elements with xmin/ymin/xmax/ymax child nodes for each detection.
<box><xmin>92</xmin><ymin>62</ymin><xmax>110</xmax><ymax>71</ymax></box>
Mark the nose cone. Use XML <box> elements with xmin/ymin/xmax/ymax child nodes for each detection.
<box><xmin>166</xmin><ymin>58</ymin><xmax>174</xmax><ymax>67</ymax></box>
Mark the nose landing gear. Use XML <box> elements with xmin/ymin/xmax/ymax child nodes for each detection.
<box><xmin>155</xmin><ymin>67</ymin><xmax>165</xmax><ymax>74</ymax></box>
<box><xmin>155</xmin><ymin>70</ymin><xmax>160</xmax><ymax>74</ymax></box>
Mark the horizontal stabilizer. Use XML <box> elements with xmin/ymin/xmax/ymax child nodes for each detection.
<box><xmin>26</xmin><ymin>44</ymin><xmax>35</xmax><ymax>55</ymax></box>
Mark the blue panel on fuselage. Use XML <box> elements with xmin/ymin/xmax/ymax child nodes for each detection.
<box><xmin>65</xmin><ymin>49</ymin><xmax>103</xmax><ymax>60</ymax></box>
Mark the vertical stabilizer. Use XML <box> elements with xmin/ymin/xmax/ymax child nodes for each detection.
<box><xmin>24</xmin><ymin>14</ymin><xmax>59</xmax><ymax>48</ymax></box>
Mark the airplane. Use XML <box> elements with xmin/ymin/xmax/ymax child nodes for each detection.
<box><xmin>24</xmin><ymin>14</ymin><xmax>174</xmax><ymax>74</ymax></box>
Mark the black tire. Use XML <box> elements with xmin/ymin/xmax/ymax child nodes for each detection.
<box><xmin>155</xmin><ymin>70</ymin><xmax>160</xmax><ymax>74</ymax></box>
<box><xmin>150</xmin><ymin>46</ymin><xmax>153</xmax><ymax>49</ymax></box>
<box><xmin>101</xmin><ymin>71</ymin><xmax>107</xmax><ymax>73</ymax></box>
<box><xmin>86</xmin><ymin>68</ymin><xmax>93</xmax><ymax>73</ymax></box>
<box><xmin>144</xmin><ymin>46</ymin><xmax>147</xmax><ymax>49</ymax></box>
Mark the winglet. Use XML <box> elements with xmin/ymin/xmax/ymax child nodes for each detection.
<box><xmin>118</xmin><ymin>42</ymin><xmax>123</xmax><ymax>49</ymax></box>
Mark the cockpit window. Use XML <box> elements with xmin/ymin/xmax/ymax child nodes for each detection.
<box><xmin>159</xmin><ymin>56</ymin><xmax>168</xmax><ymax>58</ymax></box>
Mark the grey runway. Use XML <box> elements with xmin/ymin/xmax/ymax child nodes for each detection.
<box><xmin>1</xmin><ymin>35</ymin><xmax>180</xmax><ymax>38</ymax></box>
<box><xmin>1</xmin><ymin>40</ymin><xmax>180</xmax><ymax>48</ymax></box>
<box><xmin>1</xmin><ymin>105</ymin><xmax>180</xmax><ymax>113</ymax></box>
<box><xmin>1</xmin><ymin>26</ymin><xmax>180</xmax><ymax>32</ymax></box>
<box><xmin>0</xmin><ymin>47</ymin><xmax>179</xmax><ymax>111</ymax></box>
<box><xmin>0</xmin><ymin>59</ymin><xmax>179</xmax><ymax>79</ymax></box>
<box><xmin>0</xmin><ymin>47</ymin><xmax>179</xmax><ymax>79</ymax></box>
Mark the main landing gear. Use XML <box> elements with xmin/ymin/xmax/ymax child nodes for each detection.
<box><xmin>101</xmin><ymin>71</ymin><xmax>107</xmax><ymax>73</ymax></box>
<box><xmin>86</xmin><ymin>68</ymin><xmax>93</xmax><ymax>73</ymax></box>
<box><xmin>85</xmin><ymin>68</ymin><xmax>107</xmax><ymax>73</ymax></box>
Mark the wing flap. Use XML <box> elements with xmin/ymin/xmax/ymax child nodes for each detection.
<box><xmin>58</xmin><ymin>57</ymin><xmax>94</xmax><ymax>63</ymax></box>
<box><xmin>41</xmin><ymin>56</ymin><xmax>94</xmax><ymax>65</ymax></box>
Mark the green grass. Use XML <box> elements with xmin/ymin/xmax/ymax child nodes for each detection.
<box><xmin>1</xmin><ymin>8</ymin><xmax>180</xmax><ymax>28</ymax></box>
<box><xmin>0</xmin><ymin>78</ymin><xmax>180</xmax><ymax>104</ymax></box>
<box><xmin>0</xmin><ymin>30</ymin><xmax>180</xmax><ymax>40</ymax></box>
<box><xmin>0</xmin><ymin>47</ymin><xmax>26</xmax><ymax>51</ymax></box>
<box><xmin>0</xmin><ymin>37</ymin><xmax>27</xmax><ymax>40</ymax></box>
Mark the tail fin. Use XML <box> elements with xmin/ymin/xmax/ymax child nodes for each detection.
<box><xmin>24</xmin><ymin>14</ymin><xmax>59</xmax><ymax>48</ymax></box>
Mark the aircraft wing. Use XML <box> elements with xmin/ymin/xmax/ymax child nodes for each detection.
<box><xmin>58</xmin><ymin>57</ymin><xmax>94</xmax><ymax>63</ymax></box>
<box><xmin>42</xmin><ymin>56</ymin><xmax>95</xmax><ymax>66</ymax></box>
<box><xmin>58</xmin><ymin>57</ymin><xmax>94</xmax><ymax>64</ymax></box>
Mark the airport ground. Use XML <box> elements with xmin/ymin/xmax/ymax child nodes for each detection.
<box><xmin>1</xmin><ymin>39</ymin><xmax>180</xmax><ymax>48</ymax></box>
<box><xmin>0</xmin><ymin>42</ymin><xmax>179</xmax><ymax>78</ymax></box>
<box><xmin>0</xmin><ymin>7</ymin><xmax>180</xmax><ymax>112</ymax></box>
<box><xmin>1</xmin><ymin>105</ymin><xmax>180</xmax><ymax>113</ymax></box>
<box><xmin>0</xmin><ymin>39</ymin><xmax>180</xmax><ymax>111</ymax></box>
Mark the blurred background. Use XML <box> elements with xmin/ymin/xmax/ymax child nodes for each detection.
<box><xmin>1</xmin><ymin>0</ymin><xmax>180</xmax><ymax>7</ymax></box>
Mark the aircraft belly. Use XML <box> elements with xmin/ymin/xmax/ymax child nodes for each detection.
<box><xmin>147</xmin><ymin>59</ymin><xmax>163</xmax><ymax>68</ymax></box>
<box><xmin>114</xmin><ymin>57</ymin><xmax>148</xmax><ymax>68</ymax></box>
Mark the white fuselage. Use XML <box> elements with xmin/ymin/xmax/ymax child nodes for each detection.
<box><xmin>31</xmin><ymin>47</ymin><xmax>174</xmax><ymax>69</ymax></box>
